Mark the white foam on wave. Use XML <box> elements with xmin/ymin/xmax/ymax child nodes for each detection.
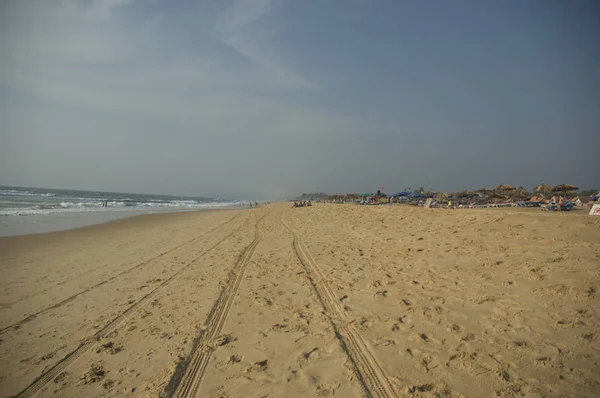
<box><xmin>0</xmin><ymin>189</ymin><xmax>56</xmax><ymax>197</ymax></box>
<box><xmin>0</xmin><ymin>200</ymin><xmax>240</xmax><ymax>216</ymax></box>
<box><xmin>136</xmin><ymin>200</ymin><xmax>236</xmax><ymax>208</ymax></box>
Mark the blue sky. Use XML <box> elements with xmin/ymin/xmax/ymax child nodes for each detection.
<box><xmin>1</xmin><ymin>0</ymin><xmax>598</xmax><ymax>197</ymax></box>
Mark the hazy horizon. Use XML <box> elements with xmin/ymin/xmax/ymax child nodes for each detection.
<box><xmin>2</xmin><ymin>0</ymin><xmax>599</xmax><ymax>199</ymax></box>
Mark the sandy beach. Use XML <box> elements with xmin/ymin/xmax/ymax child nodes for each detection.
<box><xmin>1</xmin><ymin>203</ymin><xmax>599</xmax><ymax>397</ymax></box>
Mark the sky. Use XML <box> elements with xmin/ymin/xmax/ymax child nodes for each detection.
<box><xmin>1</xmin><ymin>0</ymin><xmax>599</xmax><ymax>199</ymax></box>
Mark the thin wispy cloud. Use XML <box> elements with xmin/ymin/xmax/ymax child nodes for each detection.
<box><xmin>212</xmin><ymin>0</ymin><xmax>317</xmax><ymax>89</ymax></box>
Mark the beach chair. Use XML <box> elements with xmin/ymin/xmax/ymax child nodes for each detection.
<box><xmin>561</xmin><ymin>202</ymin><xmax>574</xmax><ymax>211</ymax></box>
<box><xmin>544</xmin><ymin>202</ymin><xmax>573</xmax><ymax>211</ymax></box>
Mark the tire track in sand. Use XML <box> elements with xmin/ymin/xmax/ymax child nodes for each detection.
<box><xmin>280</xmin><ymin>212</ymin><xmax>398</xmax><ymax>398</ymax></box>
<box><xmin>14</xmin><ymin>214</ymin><xmax>251</xmax><ymax>398</ymax></box>
<box><xmin>0</xmin><ymin>214</ymin><xmax>240</xmax><ymax>336</ymax></box>
<box><xmin>165</xmin><ymin>211</ymin><xmax>269</xmax><ymax>398</ymax></box>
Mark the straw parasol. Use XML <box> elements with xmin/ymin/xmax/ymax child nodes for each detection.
<box><xmin>494</xmin><ymin>183</ymin><xmax>515</xmax><ymax>191</ymax></box>
<box><xmin>476</xmin><ymin>188</ymin><xmax>492</xmax><ymax>196</ymax></box>
<box><xmin>552</xmin><ymin>184</ymin><xmax>578</xmax><ymax>197</ymax></box>
<box><xmin>435</xmin><ymin>192</ymin><xmax>449</xmax><ymax>200</ymax></box>
<box><xmin>552</xmin><ymin>184</ymin><xmax>578</xmax><ymax>192</ymax></box>
<box><xmin>515</xmin><ymin>187</ymin><xmax>530</xmax><ymax>198</ymax></box>
<box><xmin>488</xmin><ymin>191</ymin><xmax>508</xmax><ymax>200</ymax></box>
<box><xmin>533</xmin><ymin>183</ymin><xmax>552</xmax><ymax>194</ymax></box>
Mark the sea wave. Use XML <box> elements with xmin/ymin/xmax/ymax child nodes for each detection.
<box><xmin>0</xmin><ymin>189</ymin><xmax>56</xmax><ymax>197</ymax></box>
<box><xmin>0</xmin><ymin>200</ymin><xmax>240</xmax><ymax>216</ymax></box>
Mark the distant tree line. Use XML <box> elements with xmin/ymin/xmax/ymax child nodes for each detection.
<box><xmin>578</xmin><ymin>189</ymin><xmax>598</xmax><ymax>197</ymax></box>
<box><xmin>297</xmin><ymin>192</ymin><xmax>329</xmax><ymax>200</ymax></box>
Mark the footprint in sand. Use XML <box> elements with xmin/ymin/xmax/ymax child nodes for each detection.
<box><xmin>271</xmin><ymin>322</ymin><xmax>292</xmax><ymax>333</ymax></box>
<box><xmin>406</xmin><ymin>383</ymin><xmax>434</xmax><ymax>394</ymax></box>
<box><xmin>418</xmin><ymin>333</ymin><xmax>430</xmax><ymax>343</ymax></box>
<box><xmin>511</xmin><ymin>340</ymin><xmax>530</xmax><ymax>348</ymax></box>
<box><xmin>215</xmin><ymin>333</ymin><xmax>237</xmax><ymax>347</ymax></box>
<box><xmin>81</xmin><ymin>363</ymin><xmax>107</xmax><ymax>385</ymax></box>
<box><xmin>227</xmin><ymin>355</ymin><xmax>242</xmax><ymax>364</ymax></box>
<box><xmin>357</xmin><ymin>318</ymin><xmax>372</xmax><ymax>330</ymax></box>
<box><xmin>36</xmin><ymin>345</ymin><xmax>68</xmax><ymax>364</ymax></box>
<box><xmin>245</xmin><ymin>360</ymin><xmax>268</xmax><ymax>373</ymax></box>
<box><xmin>580</xmin><ymin>333</ymin><xmax>596</xmax><ymax>343</ymax></box>
<box><xmin>535</xmin><ymin>356</ymin><xmax>554</xmax><ymax>368</ymax></box>
<box><xmin>315</xmin><ymin>383</ymin><xmax>339</xmax><ymax>396</ymax></box>
<box><xmin>461</xmin><ymin>333</ymin><xmax>476</xmax><ymax>342</ymax></box>
<box><xmin>448</xmin><ymin>323</ymin><xmax>464</xmax><ymax>333</ymax></box>
<box><xmin>53</xmin><ymin>371</ymin><xmax>68</xmax><ymax>384</ymax></box>
<box><xmin>96</xmin><ymin>341</ymin><xmax>124</xmax><ymax>355</ymax></box>
<box><xmin>374</xmin><ymin>338</ymin><xmax>396</xmax><ymax>347</ymax></box>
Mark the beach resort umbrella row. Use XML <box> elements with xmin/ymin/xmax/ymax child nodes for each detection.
<box><xmin>338</xmin><ymin>183</ymin><xmax>581</xmax><ymax>203</ymax></box>
<box><xmin>487</xmin><ymin>183</ymin><xmax>579</xmax><ymax>198</ymax></box>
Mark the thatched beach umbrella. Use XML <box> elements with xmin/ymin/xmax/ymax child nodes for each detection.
<box><xmin>533</xmin><ymin>183</ymin><xmax>552</xmax><ymax>194</ymax></box>
<box><xmin>515</xmin><ymin>188</ymin><xmax>530</xmax><ymax>199</ymax></box>
<box><xmin>435</xmin><ymin>192</ymin><xmax>449</xmax><ymax>200</ymax></box>
<box><xmin>476</xmin><ymin>188</ymin><xmax>492</xmax><ymax>197</ymax></box>
<box><xmin>552</xmin><ymin>184</ymin><xmax>578</xmax><ymax>192</ymax></box>
<box><xmin>494</xmin><ymin>183</ymin><xmax>516</xmax><ymax>192</ymax></box>
<box><xmin>552</xmin><ymin>184</ymin><xmax>579</xmax><ymax>198</ymax></box>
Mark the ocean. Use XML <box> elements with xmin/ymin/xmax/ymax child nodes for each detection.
<box><xmin>0</xmin><ymin>186</ymin><xmax>240</xmax><ymax>236</ymax></box>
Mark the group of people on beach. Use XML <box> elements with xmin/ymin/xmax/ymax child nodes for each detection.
<box><xmin>293</xmin><ymin>200</ymin><xmax>312</xmax><ymax>208</ymax></box>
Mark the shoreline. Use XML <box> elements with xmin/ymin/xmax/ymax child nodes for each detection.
<box><xmin>0</xmin><ymin>208</ymin><xmax>241</xmax><ymax>258</ymax></box>
<box><xmin>0</xmin><ymin>206</ymin><xmax>242</xmax><ymax>238</ymax></box>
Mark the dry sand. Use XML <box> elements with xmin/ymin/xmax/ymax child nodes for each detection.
<box><xmin>0</xmin><ymin>203</ymin><xmax>599</xmax><ymax>397</ymax></box>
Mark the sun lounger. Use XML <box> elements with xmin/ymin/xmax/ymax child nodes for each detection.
<box><xmin>544</xmin><ymin>202</ymin><xmax>574</xmax><ymax>211</ymax></box>
<box><xmin>517</xmin><ymin>202</ymin><xmax>541</xmax><ymax>208</ymax></box>
<box><xmin>494</xmin><ymin>203</ymin><xmax>515</xmax><ymax>208</ymax></box>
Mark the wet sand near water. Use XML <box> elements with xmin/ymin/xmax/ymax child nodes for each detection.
<box><xmin>0</xmin><ymin>203</ymin><xmax>598</xmax><ymax>397</ymax></box>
